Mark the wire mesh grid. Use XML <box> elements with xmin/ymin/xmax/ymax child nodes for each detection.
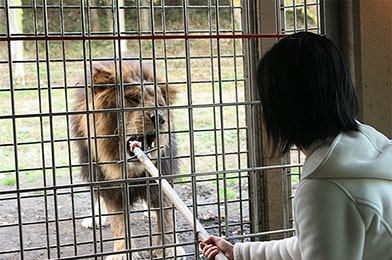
<box><xmin>0</xmin><ymin>0</ymin><xmax>321</xmax><ymax>259</ymax></box>
<box><xmin>279</xmin><ymin>0</ymin><xmax>323</xmax><ymax>34</ymax></box>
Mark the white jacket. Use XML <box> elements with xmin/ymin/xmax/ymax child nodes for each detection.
<box><xmin>234</xmin><ymin>123</ymin><xmax>392</xmax><ymax>259</ymax></box>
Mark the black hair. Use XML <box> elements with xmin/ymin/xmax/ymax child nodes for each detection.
<box><xmin>256</xmin><ymin>32</ymin><xmax>359</xmax><ymax>155</ymax></box>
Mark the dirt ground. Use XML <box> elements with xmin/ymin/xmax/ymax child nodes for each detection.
<box><xmin>0</xmin><ymin>173</ymin><xmax>250</xmax><ymax>260</ymax></box>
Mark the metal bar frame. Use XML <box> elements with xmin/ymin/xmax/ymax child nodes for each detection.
<box><xmin>0</xmin><ymin>0</ymin><xmax>322</xmax><ymax>258</ymax></box>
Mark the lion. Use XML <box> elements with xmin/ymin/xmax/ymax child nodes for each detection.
<box><xmin>72</xmin><ymin>60</ymin><xmax>185</xmax><ymax>259</ymax></box>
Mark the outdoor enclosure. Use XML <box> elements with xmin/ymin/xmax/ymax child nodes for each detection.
<box><xmin>0</xmin><ymin>1</ymin><xmax>323</xmax><ymax>259</ymax></box>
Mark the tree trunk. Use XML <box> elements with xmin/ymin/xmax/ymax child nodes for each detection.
<box><xmin>140</xmin><ymin>0</ymin><xmax>151</xmax><ymax>33</ymax></box>
<box><xmin>89</xmin><ymin>0</ymin><xmax>101</xmax><ymax>32</ymax></box>
<box><xmin>9</xmin><ymin>0</ymin><xmax>25</xmax><ymax>86</ymax></box>
<box><xmin>117</xmin><ymin>0</ymin><xmax>127</xmax><ymax>54</ymax></box>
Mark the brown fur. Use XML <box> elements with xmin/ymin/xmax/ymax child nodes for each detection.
<box><xmin>72</xmin><ymin>60</ymin><xmax>183</xmax><ymax>259</ymax></box>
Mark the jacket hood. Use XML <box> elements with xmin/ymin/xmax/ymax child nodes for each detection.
<box><xmin>303</xmin><ymin>123</ymin><xmax>392</xmax><ymax>181</ymax></box>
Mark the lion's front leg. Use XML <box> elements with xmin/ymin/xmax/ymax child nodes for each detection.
<box><xmin>81</xmin><ymin>195</ymin><xmax>108</xmax><ymax>229</ymax></box>
<box><xmin>104</xmin><ymin>196</ymin><xmax>141</xmax><ymax>260</ymax></box>
<box><xmin>153</xmin><ymin>197</ymin><xmax>186</xmax><ymax>259</ymax></box>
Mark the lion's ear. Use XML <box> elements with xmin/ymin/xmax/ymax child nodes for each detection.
<box><xmin>91</xmin><ymin>64</ymin><xmax>115</xmax><ymax>93</ymax></box>
<box><xmin>159</xmin><ymin>84</ymin><xmax>177</xmax><ymax>105</ymax></box>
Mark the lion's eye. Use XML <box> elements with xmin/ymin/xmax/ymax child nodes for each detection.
<box><xmin>158</xmin><ymin>97</ymin><xmax>166</xmax><ymax>107</ymax></box>
<box><xmin>126</xmin><ymin>95</ymin><xmax>140</xmax><ymax>106</ymax></box>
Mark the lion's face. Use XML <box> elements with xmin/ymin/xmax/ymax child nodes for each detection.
<box><xmin>123</xmin><ymin>83</ymin><xmax>173</xmax><ymax>159</ymax></box>
<box><xmin>75</xmin><ymin>60</ymin><xmax>176</xmax><ymax>176</ymax></box>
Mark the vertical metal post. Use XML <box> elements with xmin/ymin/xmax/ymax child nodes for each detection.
<box><xmin>246</xmin><ymin>0</ymin><xmax>288</xmax><ymax>241</ymax></box>
<box><xmin>243</xmin><ymin>0</ymin><xmax>268</xmax><ymax>240</ymax></box>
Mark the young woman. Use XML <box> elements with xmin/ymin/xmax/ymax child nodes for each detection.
<box><xmin>201</xmin><ymin>32</ymin><xmax>392</xmax><ymax>260</ymax></box>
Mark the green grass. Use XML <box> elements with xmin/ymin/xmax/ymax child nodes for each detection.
<box><xmin>0</xmin><ymin>83</ymin><xmax>80</xmax><ymax>189</ymax></box>
<box><xmin>2</xmin><ymin>177</ymin><xmax>16</xmax><ymax>187</ymax></box>
<box><xmin>289</xmin><ymin>167</ymin><xmax>301</xmax><ymax>185</ymax></box>
<box><xmin>291</xmin><ymin>175</ymin><xmax>300</xmax><ymax>185</ymax></box>
<box><xmin>25</xmin><ymin>173</ymin><xmax>40</xmax><ymax>183</ymax></box>
<box><xmin>219</xmin><ymin>186</ymin><xmax>237</xmax><ymax>200</ymax></box>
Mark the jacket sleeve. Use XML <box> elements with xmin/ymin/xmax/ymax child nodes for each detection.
<box><xmin>294</xmin><ymin>179</ymin><xmax>365</xmax><ymax>260</ymax></box>
<box><xmin>233</xmin><ymin>236</ymin><xmax>301</xmax><ymax>260</ymax></box>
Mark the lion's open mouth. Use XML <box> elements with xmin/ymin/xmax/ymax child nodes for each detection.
<box><xmin>127</xmin><ymin>134</ymin><xmax>156</xmax><ymax>157</ymax></box>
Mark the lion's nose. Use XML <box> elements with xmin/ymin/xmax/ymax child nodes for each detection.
<box><xmin>150</xmin><ymin>111</ymin><xmax>165</xmax><ymax>126</ymax></box>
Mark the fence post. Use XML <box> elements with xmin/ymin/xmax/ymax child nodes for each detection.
<box><xmin>244</xmin><ymin>0</ymin><xmax>287</xmax><ymax>241</ymax></box>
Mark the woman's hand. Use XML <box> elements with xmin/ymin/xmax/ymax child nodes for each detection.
<box><xmin>200</xmin><ymin>235</ymin><xmax>234</xmax><ymax>260</ymax></box>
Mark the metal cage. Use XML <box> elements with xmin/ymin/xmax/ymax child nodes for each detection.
<box><xmin>0</xmin><ymin>0</ymin><xmax>323</xmax><ymax>259</ymax></box>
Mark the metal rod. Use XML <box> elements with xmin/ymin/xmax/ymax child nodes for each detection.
<box><xmin>133</xmin><ymin>147</ymin><xmax>228</xmax><ymax>260</ymax></box>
